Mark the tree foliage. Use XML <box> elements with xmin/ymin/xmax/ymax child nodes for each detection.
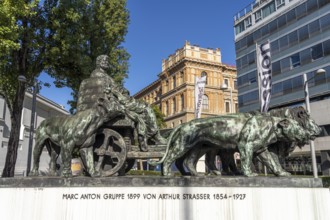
<box><xmin>45</xmin><ymin>0</ymin><xmax>130</xmax><ymax>113</ymax></box>
<box><xmin>0</xmin><ymin>0</ymin><xmax>130</xmax><ymax>177</ymax></box>
<box><xmin>151</xmin><ymin>104</ymin><xmax>167</xmax><ymax>129</ymax></box>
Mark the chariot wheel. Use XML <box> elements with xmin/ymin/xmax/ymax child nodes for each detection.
<box><xmin>94</xmin><ymin>128</ymin><xmax>127</xmax><ymax>177</ymax></box>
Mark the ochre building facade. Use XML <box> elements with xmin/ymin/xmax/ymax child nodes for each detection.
<box><xmin>134</xmin><ymin>41</ymin><xmax>237</xmax><ymax>128</ymax></box>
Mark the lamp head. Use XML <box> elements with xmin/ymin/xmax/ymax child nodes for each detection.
<box><xmin>316</xmin><ymin>69</ymin><xmax>326</xmax><ymax>75</ymax></box>
<box><xmin>18</xmin><ymin>75</ymin><xmax>27</xmax><ymax>83</ymax></box>
<box><xmin>220</xmin><ymin>83</ymin><xmax>228</xmax><ymax>91</ymax></box>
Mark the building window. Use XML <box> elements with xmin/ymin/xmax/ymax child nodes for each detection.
<box><xmin>279</xmin><ymin>35</ymin><xmax>289</xmax><ymax>52</ymax></box>
<box><xmin>244</xmin><ymin>16</ymin><xmax>252</xmax><ymax>28</ymax></box>
<box><xmin>180</xmin><ymin>94</ymin><xmax>184</xmax><ymax>111</ymax></box>
<box><xmin>246</xmin><ymin>34</ymin><xmax>254</xmax><ymax>47</ymax></box>
<box><xmin>247</xmin><ymin>51</ymin><xmax>255</xmax><ymax>64</ymax></box>
<box><xmin>280</xmin><ymin>57</ymin><xmax>290</xmax><ymax>73</ymax></box>
<box><xmin>165</xmin><ymin>80</ymin><xmax>169</xmax><ymax>92</ymax></box>
<box><xmin>300</xmin><ymin>48</ymin><xmax>312</xmax><ymax>65</ymax></box>
<box><xmin>201</xmin><ymin>71</ymin><xmax>207</xmax><ymax>85</ymax></box>
<box><xmin>235</xmin><ymin>22</ymin><xmax>245</xmax><ymax>35</ymax></box>
<box><xmin>298</xmin><ymin>25</ymin><xmax>309</xmax><ymax>43</ymax></box>
<box><xmin>286</xmin><ymin>8</ymin><xmax>296</xmax><ymax>24</ymax></box>
<box><xmin>311</xmin><ymin>43</ymin><xmax>323</xmax><ymax>61</ymax></box>
<box><xmin>262</xmin><ymin>1</ymin><xmax>275</xmax><ymax>19</ymax></box>
<box><xmin>234</xmin><ymin>80</ymin><xmax>237</xmax><ymax>90</ymax></box>
<box><xmin>290</xmin><ymin>53</ymin><xmax>301</xmax><ymax>68</ymax></box>
<box><xmin>307</xmin><ymin>0</ymin><xmax>318</xmax><ymax>13</ymax></box>
<box><xmin>180</xmin><ymin>71</ymin><xmax>184</xmax><ymax>85</ymax></box>
<box><xmin>272</xmin><ymin>61</ymin><xmax>281</xmax><ymax>76</ymax></box>
<box><xmin>172</xmin><ymin>98</ymin><xmax>176</xmax><ymax>114</ymax></box>
<box><xmin>276</xmin><ymin>0</ymin><xmax>285</xmax><ymax>9</ymax></box>
<box><xmin>323</xmin><ymin>39</ymin><xmax>330</xmax><ymax>56</ymax></box>
<box><xmin>271</xmin><ymin>40</ymin><xmax>279</xmax><ymax>54</ymax></box>
<box><xmin>277</xmin><ymin>14</ymin><xmax>287</xmax><ymax>29</ymax></box>
<box><xmin>2</xmin><ymin>141</ymin><xmax>8</xmax><ymax>148</ymax></box>
<box><xmin>272</xmin><ymin>82</ymin><xmax>283</xmax><ymax>96</ymax></box>
<box><xmin>320</xmin><ymin>13</ymin><xmax>330</xmax><ymax>32</ymax></box>
<box><xmin>291</xmin><ymin>75</ymin><xmax>303</xmax><ymax>92</ymax></box>
<box><xmin>309</xmin><ymin>20</ymin><xmax>320</xmax><ymax>37</ymax></box>
<box><xmin>296</xmin><ymin>2</ymin><xmax>307</xmax><ymax>20</ymax></box>
<box><xmin>224</xmin><ymin>78</ymin><xmax>229</xmax><ymax>87</ymax></box>
<box><xmin>165</xmin><ymin>101</ymin><xmax>169</xmax><ymax>116</ymax></box>
<box><xmin>172</xmin><ymin>76</ymin><xmax>176</xmax><ymax>89</ymax></box>
<box><xmin>255</xmin><ymin>10</ymin><xmax>262</xmax><ymax>22</ymax></box>
<box><xmin>225</xmin><ymin>102</ymin><xmax>230</xmax><ymax>113</ymax></box>
<box><xmin>202</xmin><ymin>95</ymin><xmax>209</xmax><ymax>110</ymax></box>
<box><xmin>288</xmin><ymin>31</ymin><xmax>298</xmax><ymax>47</ymax></box>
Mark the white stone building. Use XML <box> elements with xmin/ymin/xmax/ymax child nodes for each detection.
<box><xmin>0</xmin><ymin>92</ymin><xmax>69</xmax><ymax>176</ymax></box>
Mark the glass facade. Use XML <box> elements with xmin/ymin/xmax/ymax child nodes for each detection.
<box><xmin>234</xmin><ymin>0</ymin><xmax>330</xmax><ymax>111</ymax></box>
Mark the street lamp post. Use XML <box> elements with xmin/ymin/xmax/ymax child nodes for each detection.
<box><xmin>220</xmin><ymin>83</ymin><xmax>233</xmax><ymax>113</ymax></box>
<box><xmin>303</xmin><ymin>68</ymin><xmax>326</xmax><ymax>178</ymax></box>
<box><xmin>27</xmin><ymin>81</ymin><xmax>37</xmax><ymax>176</ymax></box>
<box><xmin>18</xmin><ymin>75</ymin><xmax>37</xmax><ymax>176</ymax></box>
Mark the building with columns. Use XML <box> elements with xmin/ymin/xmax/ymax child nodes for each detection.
<box><xmin>134</xmin><ymin>41</ymin><xmax>237</xmax><ymax>128</ymax></box>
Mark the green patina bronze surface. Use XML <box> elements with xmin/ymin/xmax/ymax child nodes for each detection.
<box><xmin>77</xmin><ymin>55</ymin><xmax>166</xmax><ymax>152</ymax></box>
<box><xmin>31</xmin><ymin>55</ymin><xmax>167</xmax><ymax>177</ymax></box>
<box><xmin>30</xmin><ymin>97</ymin><xmax>124</xmax><ymax>177</ymax></box>
<box><xmin>198</xmin><ymin>106</ymin><xmax>322</xmax><ymax>176</ymax></box>
<box><xmin>149</xmin><ymin>112</ymin><xmax>321</xmax><ymax>177</ymax></box>
<box><xmin>30</xmin><ymin>54</ymin><xmax>322</xmax><ymax>179</ymax></box>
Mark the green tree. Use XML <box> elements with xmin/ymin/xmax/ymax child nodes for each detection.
<box><xmin>0</xmin><ymin>0</ymin><xmax>47</xmax><ymax>177</ymax></box>
<box><xmin>0</xmin><ymin>0</ymin><xmax>129</xmax><ymax>177</ymax></box>
<box><xmin>151</xmin><ymin>104</ymin><xmax>167</xmax><ymax>129</ymax></box>
<box><xmin>46</xmin><ymin>0</ymin><xmax>129</xmax><ymax>113</ymax></box>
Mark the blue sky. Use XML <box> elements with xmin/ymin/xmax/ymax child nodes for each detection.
<box><xmin>39</xmin><ymin>0</ymin><xmax>251</xmax><ymax>110</ymax></box>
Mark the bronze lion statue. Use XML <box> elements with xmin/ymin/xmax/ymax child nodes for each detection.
<box><xmin>30</xmin><ymin>97</ymin><xmax>124</xmax><ymax>177</ymax></box>
<box><xmin>149</xmin><ymin>112</ymin><xmax>317</xmax><ymax>177</ymax></box>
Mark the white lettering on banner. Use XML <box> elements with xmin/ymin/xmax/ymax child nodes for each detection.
<box><xmin>195</xmin><ymin>76</ymin><xmax>206</xmax><ymax>118</ymax></box>
<box><xmin>257</xmin><ymin>41</ymin><xmax>272</xmax><ymax>113</ymax></box>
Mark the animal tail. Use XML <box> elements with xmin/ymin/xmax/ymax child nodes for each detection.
<box><xmin>148</xmin><ymin>125</ymin><xmax>182</xmax><ymax>166</ymax></box>
<box><xmin>30</xmin><ymin>125</ymin><xmax>48</xmax><ymax>175</ymax></box>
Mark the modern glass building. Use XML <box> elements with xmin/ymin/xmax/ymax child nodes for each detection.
<box><xmin>234</xmin><ymin>0</ymin><xmax>330</xmax><ymax>175</ymax></box>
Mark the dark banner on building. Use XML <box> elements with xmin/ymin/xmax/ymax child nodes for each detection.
<box><xmin>256</xmin><ymin>41</ymin><xmax>272</xmax><ymax>112</ymax></box>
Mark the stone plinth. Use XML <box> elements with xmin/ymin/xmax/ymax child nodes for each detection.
<box><xmin>0</xmin><ymin>176</ymin><xmax>325</xmax><ymax>188</ymax></box>
<box><xmin>0</xmin><ymin>176</ymin><xmax>329</xmax><ymax>220</ymax></box>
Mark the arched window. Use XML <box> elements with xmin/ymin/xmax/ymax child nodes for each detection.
<box><xmin>202</xmin><ymin>95</ymin><xmax>209</xmax><ymax>110</ymax></box>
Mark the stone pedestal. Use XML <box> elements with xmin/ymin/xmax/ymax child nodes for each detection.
<box><xmin>0</xmin><ymin>177</ymin><xmax>329</xmax><ymax>220</ymax></box>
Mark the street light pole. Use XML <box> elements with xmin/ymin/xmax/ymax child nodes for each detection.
<box><xmin>303</xmin><ymin>68</ymin><xmax>326</xmax><ymax>178</ymax></box>
<box><xmin>18</xmin><ymin>75</ymin><xmax>37</xmax><ymax>176</ymax></box>
<box><xmin>26</xmin><ymin>81</ymin><xmax>37</xmax><ymax>176</ymax></box>
<box><xmin>220</xmin><ymin>83</ymin><xmax>233</xmax><ymax>113</ymax></box>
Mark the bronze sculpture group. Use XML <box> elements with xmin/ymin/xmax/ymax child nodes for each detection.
<box><xmin>30</xmin><ymin>55</ymin><xmax>322</xmax><ymax>178</ymax></box>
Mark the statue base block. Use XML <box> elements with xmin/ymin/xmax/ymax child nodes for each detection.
<box><xmin>0</xmin><ymin>176</ymin><xmax>329</xmax><ymax>220</ymax></box>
